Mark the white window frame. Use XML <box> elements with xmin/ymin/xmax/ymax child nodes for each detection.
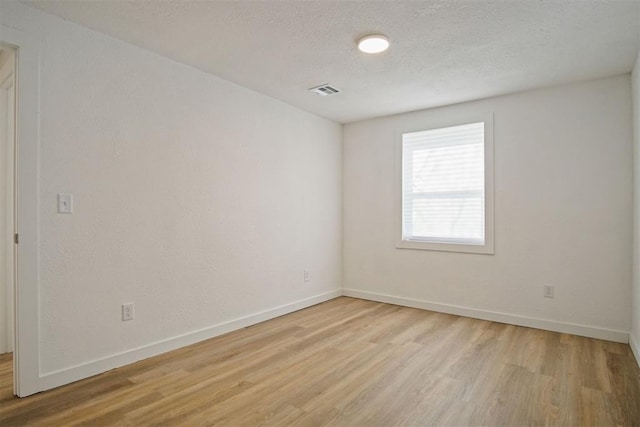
<box><xmin>395</xmin><ymin>113</ymin><xmax>494</xmax><ymax>255</ymax></box>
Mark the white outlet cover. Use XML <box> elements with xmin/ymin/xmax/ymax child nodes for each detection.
<box><xmin>544</xmin><ymin>285</ymin><xmax>554</xmax><ymax>298</ymax></box>
<box><xmin>57</xmin><ymin>193</ymin><xmax>73</xmax><ymax>214</ymax></box>
<box><xmin>122</xmin><ymin>303</ymin><xmax>134</xmax><ymax>321</ymax></box>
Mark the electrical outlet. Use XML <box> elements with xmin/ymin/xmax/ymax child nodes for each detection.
<box><xmin>122</xmin><ymin>303</ymin><xmax>134</xmax><ymax>321</ymax></box>
<box><xmin>543</xmin><ymin>285</ymin><xmax>554</xmax><ymax>299</ymax></box>
<box><xmin>304</xmin><ymin>270</ymin><xmax>311</xmax><ymax>283</ymax></box>
<box><xmin>57</xmin><ymin>193</ymin><xmax>73</xmax><ymax>214</ymax></box>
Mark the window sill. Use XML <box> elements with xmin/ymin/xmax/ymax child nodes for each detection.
<box><xmin>396</xmin><ymin>239</ymin><xmax>494</xmax><ymax>255</ymax></box>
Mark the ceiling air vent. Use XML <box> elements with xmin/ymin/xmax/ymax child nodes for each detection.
<box><xmin>308</xmin><ymin>84</ymin><xmax>341</xmax><ymax>96</ymax></box>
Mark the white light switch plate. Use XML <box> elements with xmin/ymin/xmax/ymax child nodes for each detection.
<box><xmin>57</xmin><ymin>193</ymin><xmax>73</xmax><ymax>214</ymax></box>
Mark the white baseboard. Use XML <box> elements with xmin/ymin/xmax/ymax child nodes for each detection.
<box><xmin>343</xmin><ymin>288</ymin><xmax>629</xmax><ymax>343</ymax></box>
<box><xmin>631</xmin><ymin>333</ymin><xmax>640</xmax><ymax>368</ymax></box>
<box><xmin>38</xmin><ymin>290</ymin><xmax>342</xmax><ymax>392</ymax></box>
<box><xmin>34</xmin><ymin>288</ymin><xmax>634</xmax><ymax>393</ymax></box>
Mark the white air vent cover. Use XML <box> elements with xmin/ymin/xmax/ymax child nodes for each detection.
<box><xmin>308</xmin><ymin>84</ymin><xmax>341</xmax><ymax>96</ymax></box>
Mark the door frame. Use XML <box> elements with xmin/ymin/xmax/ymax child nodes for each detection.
<box><xmin>0</xmin><ymin>48</ymin><xmax>16</xmax><ymax>356</ymax></box>
<box><xmin>1</xmin><ymin>23</ymin><xmax>40</xmax><ymax>397</ymax></box>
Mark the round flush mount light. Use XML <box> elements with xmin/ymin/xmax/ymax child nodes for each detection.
<box><xmin>357</xmin><ymin>35</ymin><xmax>389</xmax><ymax>54</ymax></box>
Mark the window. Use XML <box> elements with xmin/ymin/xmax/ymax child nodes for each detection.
<box><xmin>397</xmin><ymin>115</ymin><xmax>494</xmax><ymax>254</ymax></box>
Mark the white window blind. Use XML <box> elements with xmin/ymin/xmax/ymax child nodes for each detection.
<box><xmin>402</xmin><ymin>122</ymin><xmax>485</xmax><ymax>245</ymax></box>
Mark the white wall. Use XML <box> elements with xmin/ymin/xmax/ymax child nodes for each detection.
<box><xmin>632</xmin><ymin>51</ymin><xmax>640</xmax><ymax>363</ymax></box>
<box><xmin>344</xmin><ymin>76</ymin><xmax>633</xmax><ymax>340</ymax></box>
<box><xmin>1</xmin><ymin>1</ymin><xmax>341</xmax><ymax>382</ymax></box>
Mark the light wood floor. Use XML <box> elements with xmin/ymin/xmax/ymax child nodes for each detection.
<box><xmin>1</xmin><ymin>297</ymin><xmax>639</xmax><ymax>426</ymax></box>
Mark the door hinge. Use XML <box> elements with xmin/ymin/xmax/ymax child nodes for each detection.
<box><xmin>14</xmin><ymin>233</ymin><xmax>19</xmax><ymax>244</ymax></box>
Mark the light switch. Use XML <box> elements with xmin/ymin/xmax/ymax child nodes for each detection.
<box><xmin>57</xmin><ymin>193</ymin><xmax>73</xmax><ymax>214</ymax></box>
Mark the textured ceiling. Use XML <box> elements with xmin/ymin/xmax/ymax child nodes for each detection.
<box><xmin>24</xmin><ymin>0</ymin><xmax>640</xmax><ymax>123</ymax></box>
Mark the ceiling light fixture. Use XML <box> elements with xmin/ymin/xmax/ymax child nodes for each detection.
<box><xmin>357</xmin><ymin>35</ymin><xmax>389</xmax><ymax>54</ymax></box>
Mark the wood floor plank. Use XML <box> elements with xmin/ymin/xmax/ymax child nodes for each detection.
<box><xmin>1</xmin><ymin>297</ymin><xmax>639</xmax><ymax>426</ymax></box>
